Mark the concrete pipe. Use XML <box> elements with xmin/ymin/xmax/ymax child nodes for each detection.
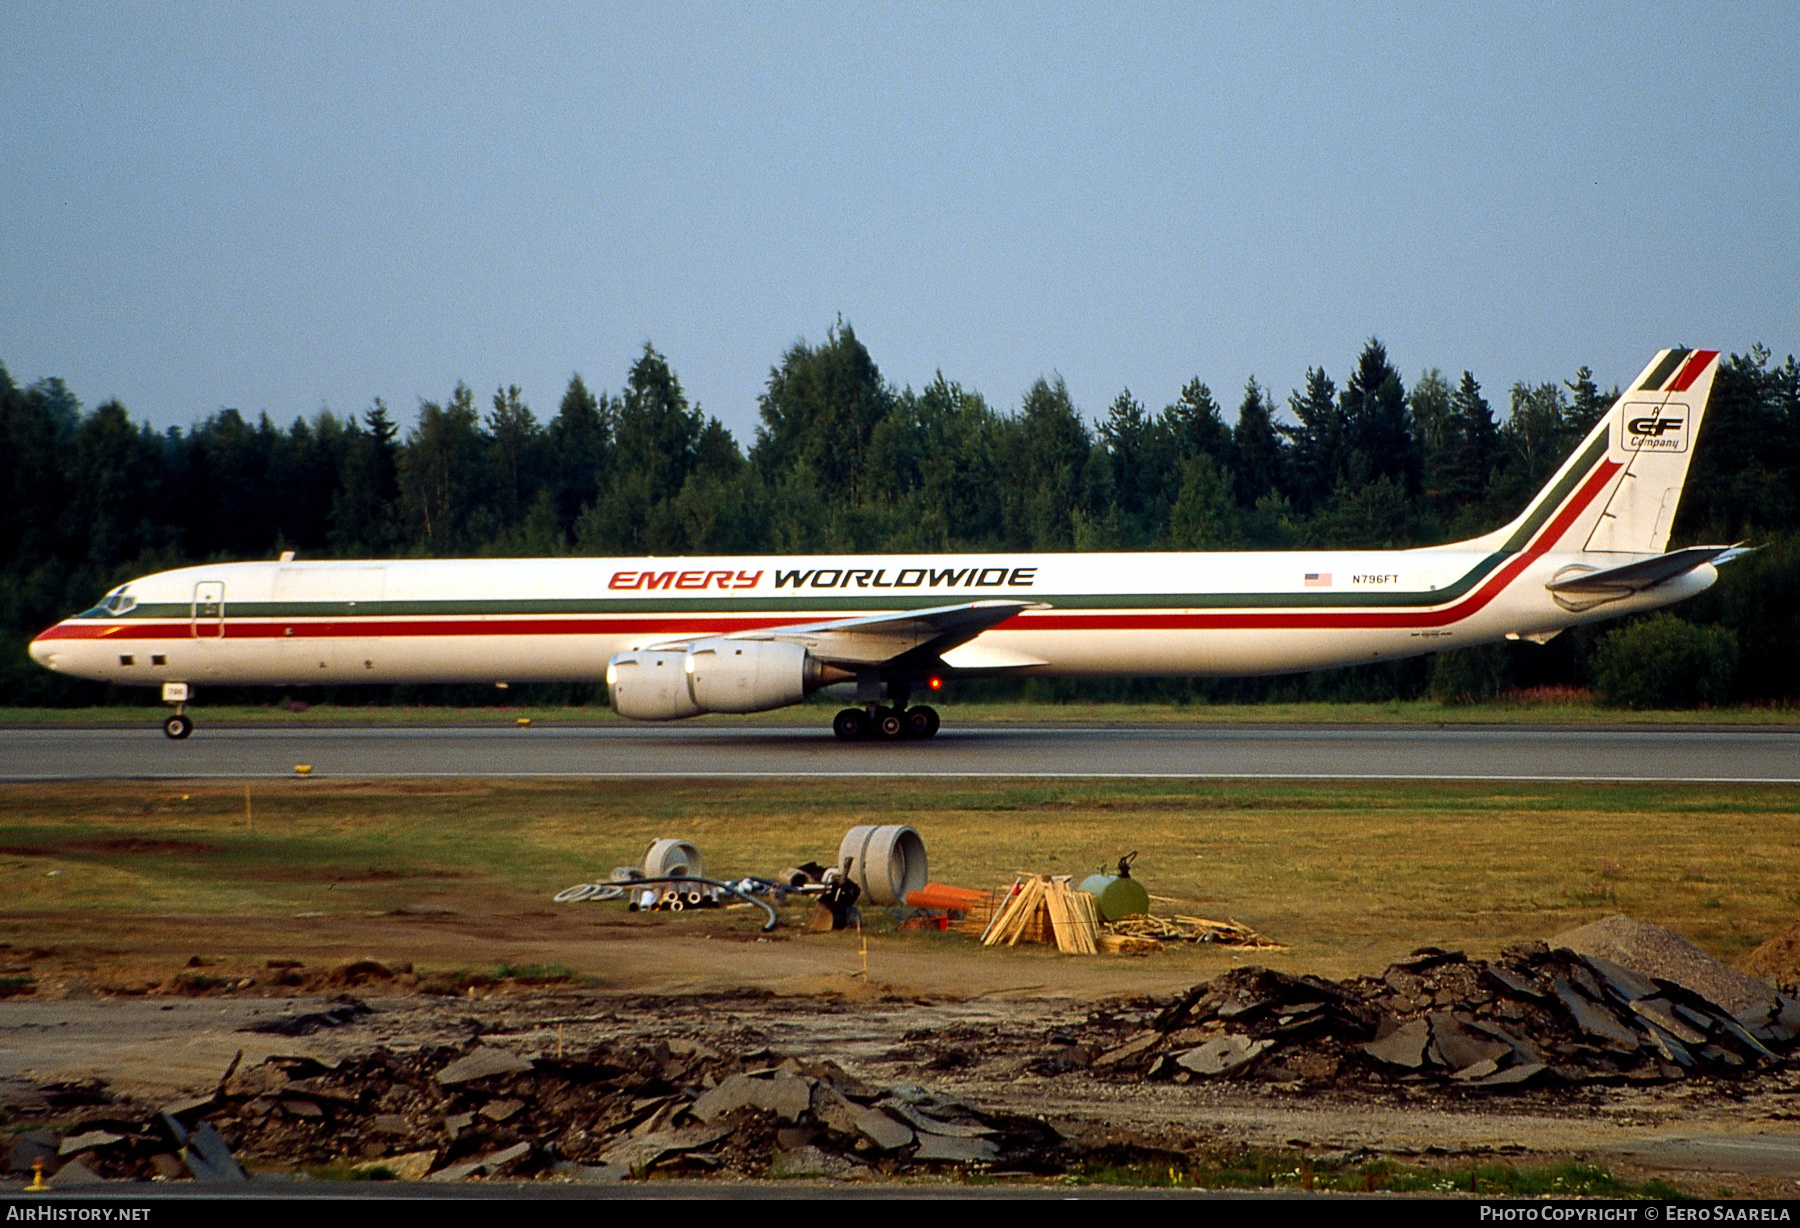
<box><xmin>643</xmin><ymin>838</ymin><xmax>705</xmax><ymax>880</ymax></box>
<box><xmin>838</xmin><ymin>825</ymin><xmax>929</xmax><ymax>906</ymax></box>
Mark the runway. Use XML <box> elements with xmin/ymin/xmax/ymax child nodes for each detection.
<box><xmin>3</xmin><ymin>722</ymin><xmax>1798</xmax><ymax>782</ymax></box>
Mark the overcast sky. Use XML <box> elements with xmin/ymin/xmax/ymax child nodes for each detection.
<box><xmin>4</xmin><ymin>3</ymin><xmax>1796</xmax><ymax>442</ymax></box>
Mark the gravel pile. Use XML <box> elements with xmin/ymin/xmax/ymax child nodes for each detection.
<box><xmin>1552</xmin><ymin>914</ymin><xmax>1779</xmax><ymax>1017</ymax></box>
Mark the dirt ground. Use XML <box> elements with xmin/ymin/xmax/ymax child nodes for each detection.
<box><xmin>7</xmin><ymin>902</ymin><xmax>1800</xmax><ymax>1195</ymax></box>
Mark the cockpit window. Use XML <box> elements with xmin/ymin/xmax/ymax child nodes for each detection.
<box><xmin>80</xmin><ymin>590</ymin><xmax>138</xmax><ymax>618</ymax></box>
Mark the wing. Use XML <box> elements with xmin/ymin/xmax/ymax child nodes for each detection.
<box><xmin>648</xmin><ymin>599</ymin><xmax>1046</xmax><ymax>668</ymax></box>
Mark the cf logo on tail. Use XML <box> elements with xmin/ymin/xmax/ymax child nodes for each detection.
<box><xmin>1620</xmin><ymin>401</ymin><xmax>1688</xmax><ymax>452</ymax></box>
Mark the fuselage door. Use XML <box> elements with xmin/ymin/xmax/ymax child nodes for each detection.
<box><xmin>192</xmin><ymin>581</ymin><xmax>226</xmax><ymax>639</ymax></box>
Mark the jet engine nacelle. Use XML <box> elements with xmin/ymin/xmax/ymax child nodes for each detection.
<box><xmin>607</xmin><ymin>639</ymin><xmax>846</xmax><ymax>720</ymax></box>
<box><xmin>606</xmin><ymin>650</ymin><xmax>704</xmax><ymax>720</ymax></box>
<box><xmin>685</xmin><ymin>638</ymin><xmax>812</xmax><ymax>713</ymax></box>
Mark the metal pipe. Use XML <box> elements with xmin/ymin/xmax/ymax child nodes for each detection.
<box><xmin>615</xmin><ymin>875</ymin><xmax>780</xmax><ymax>932</ymax></box>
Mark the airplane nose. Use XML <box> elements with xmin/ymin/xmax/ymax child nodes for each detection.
<box><xmin>28</xmin><ymin>631</ymin><xmax>60</xmax><ymax>671</ymax></box>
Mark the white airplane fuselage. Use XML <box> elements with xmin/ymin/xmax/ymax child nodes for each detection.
<box><xmin>26</xmin><ymin>348</ymin><xmax>1730</xmax><ymax>736</ymax></box>
<box><xmin>24</xmin><ymin>545</ymin><xmax>1714</xmax><ymax>691</ymax></box>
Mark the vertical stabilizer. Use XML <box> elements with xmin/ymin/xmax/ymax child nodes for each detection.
<box><xmin>1465</xmin><ymin>349</ymin><xmax>1721</xmax><ymax>560</ymax></box>
<box><xmin>1583</xmin><ymin>348</ymin><xmax>1719</xmax><ymax>555</ymax></box>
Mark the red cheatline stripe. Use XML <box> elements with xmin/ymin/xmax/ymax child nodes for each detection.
<box><xmin>34</xmin><ymin>462</ymin><xmax>1622</xmax><ymax>646</ymax></box>
<box><xmin>1032</xmin><ymin>457</ymin><xmax>1620</xmax><ymax>630</ymax></box>
<box><xmin>1666</xmin><ymin>350</ymin><xmax>1719</xmax><ymax>393</ymax></box>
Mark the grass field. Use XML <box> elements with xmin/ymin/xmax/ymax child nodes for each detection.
<box><xmin>2</xmin><ymin>695</ymin><xmax>1797</xmax><ymax>727</ymax></box>
<box><xmin>3</xmin><ymin>777</ymin><xmax>1797</xmax><ymax>981</ymax></box>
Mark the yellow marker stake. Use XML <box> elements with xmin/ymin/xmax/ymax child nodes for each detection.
<box><xmin>26</xmin><ymin>1159</ymin><xmax>48</xmax><ymax>1191</ymax></box>
<box><xmin>294</xmin><ymin>765</ymin><xmax>312</xmax><ymax>776</ymax></box>
<box><xmin>517</xmin><ymin>717</ymin><xmax>531</xmax><ymax>727</ymax></box>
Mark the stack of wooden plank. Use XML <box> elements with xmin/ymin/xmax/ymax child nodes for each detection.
<box><xmin>1107</xmin><ymin>913</ymin><xmax>1285</xmax><ymax>949</ymax></box>
<box><xmin>980</xmin><ymin>875</ymin><xmax>1100</xmax><ymax>955</ymax></box>
<box><xmin>1098</xmin><ymin>932</ymin><xmax>1164</xmax><ymax>955</ymax></box>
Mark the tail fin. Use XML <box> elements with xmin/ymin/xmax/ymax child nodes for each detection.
<box><xmin>1583</xmin><ymin>348</ymin><xmax>1720</xmax><ymax>554</ymax></box>
<box><xmin>1471</xmin><ymin>348</ymin><xmax>1720</xmax><ymax>559</ymax></box>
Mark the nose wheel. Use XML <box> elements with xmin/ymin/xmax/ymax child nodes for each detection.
<box><xmin>163</xmin><ymin>712</ymin><xmax>193</xmax><ymax>740</ymax></box>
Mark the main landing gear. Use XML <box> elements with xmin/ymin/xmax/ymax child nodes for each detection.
<box><xmin>163</xmin><ymin>711</ymin><xmax>193</xmax><ymax>740</ymax></box>
<box><xmin>832</xmin><ymin>705</ymin><xmax>940</xmax><ymax>743</ymax></box>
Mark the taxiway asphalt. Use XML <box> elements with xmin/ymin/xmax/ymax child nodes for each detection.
<box><xmin>2</xmin><ymin>722</ymin><xmax>1797</xmax><ymax>782</ymax></box>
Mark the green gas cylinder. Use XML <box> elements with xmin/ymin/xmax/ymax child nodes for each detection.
<box><xmin>1077</xmin><ymin>873</ymin><xmax>1150</xmax><ymax>922</ymax></box>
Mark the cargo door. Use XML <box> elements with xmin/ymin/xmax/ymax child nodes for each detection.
<box><xmin>192</xmin><ymin>581</ymin><xmax>225</xmax><ymax>639</ymax></box>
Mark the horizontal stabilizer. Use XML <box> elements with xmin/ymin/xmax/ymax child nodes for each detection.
<box><xmin>1545</xmin><ymin>545</ymin><xmax>1740</xmax><ymax>596</ymax></box>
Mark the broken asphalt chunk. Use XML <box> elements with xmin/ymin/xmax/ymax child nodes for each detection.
<box><xmin>1467</xmin><ymin>1062</ymin><xmax>1547</xmax><ymax>1088</ymax></box>
<box><xmin>47</xmin><ymin>1159</ymin><xmax>104</xmax><ymax>1186</ymax></box>
<box><xmin>848</xmin><ymin>1106</ymin><xmax>914</xmax><ymax>1151</ymax></box>
<box><xmin>689</xmin><ymin>1071</ymin><xmax>812</xmax><ymax>1123</ymax></box>
<box><xmin>912</xmin><ymin>1133</ymin><xmax>1000</xmax><ymax>1163</ymax></box>
<box><xmin>1484</xmin><ymin>964</ymin><xmax>1547</xmax><ymax>998</ymax></box>
<box><xmin>182</xmin><ymin>1122</ymin><xmax>247</xmax><ymax>1182</ymax></box>
<box><xmin>1174</xmin><ymin>1034</ymin><xmax>1274</xmax><ymax>1076</ymax></box>
<box><xmin>435</xmin><ymin>1046</ymin><xmax>533</xmax><ymax>1085</ymax></box>
<box><xmin>1630</xmin><ymin>998</ymin><xmax>1708</xmax><ymax>1045</ymax></box>
<box><xmin>1360</xmin><ymin>1017</ymin><xmax>1430</xmax><ymax>1068</ymax></box>
<box><xmin>1580</xmin><ymin>953</ymin><xmax>1660</xmax><ymax>1001</ymax></box>
<box><xmin>1093</xmin><ymin>1032</ymin><xmax>1160</xmax><ymax>1068</ymax></box>
<box><xmin>597</xmin><ymin>1125</ymin><xmax>731</xmax><ymax>1172</ymax></box>
<box><xmin>429</xmin><ymin>1141</ymin><xmax>530</xmax><ymax>1182</ymax></box>
<box><xmin>1426</xmin><ymin>1013</ymin><xmax>1511</xmax><ymax>1072</ymax></box>
<box><xmin>1552</xmin><ymin>979</ymin><xmax>1641</xmax><ymax>1048</ymax></box>
<box><xmin>241</xmin><ymin>995</ymin><xmax>372</xmax><ymax>1037</ymax></box>
<box><xmin>880</xmin><ymin>1099</ymin><xmax>996</xmax><ymax>1138</ymax></box>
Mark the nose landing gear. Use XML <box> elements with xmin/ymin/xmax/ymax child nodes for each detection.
<box><xmin>161</xmin><ymin>682</ymin><xmax>193</xmax><ymax>739</ymax></box>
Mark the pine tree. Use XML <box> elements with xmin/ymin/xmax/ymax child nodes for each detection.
<box><xmin>1281</xmin><ymin>367</ymin><xmax>1340</xmax><ymax>514</ymax></box>
<box><xmin>999</xmin><ymin>376</ymin><xmax>1091</xmax><ymax>549</ymax></box>
<box><xmin>1099</xmin><ymin>388</ymin><xmax>1151</xmax><ymax>533</ymax></box>
<box><xmin>330</xmin><ymin>399</ymin><xmax>401</xmax><ymax>555</ymax></box>
<box><xmin>1340</xmin><ymin>338</ymin><xmax>1418</xmax><ymax>494</ymax></box>
<box><xmin>1230</xmin><ymin>377</ymin><xmax>1284</xmax><ymax>508</ymax></box>
<box><xmin>547</xmin><ymin>374</ymin><xmax>611</xmax><ymax>538</ymax></box>
<box><xmin>1444</xmin><ymin>371</ymin><xmax>1497</xmax><ymax>509</ymax></box>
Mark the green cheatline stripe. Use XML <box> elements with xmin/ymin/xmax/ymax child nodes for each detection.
<box><xmin>1496</xmin><ymin>430</ymin><xmax>1607</xmax><ymax>553</ymax></box>
<box><xmin>1637</xmin><ymin>349</ymin><xmax>1689</xmax><ymax>392</ymax></box>
<box><xmin>84</xmin><ymin>433</ymin><xmax>1610</xmax><ymax>623</ymax></box>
